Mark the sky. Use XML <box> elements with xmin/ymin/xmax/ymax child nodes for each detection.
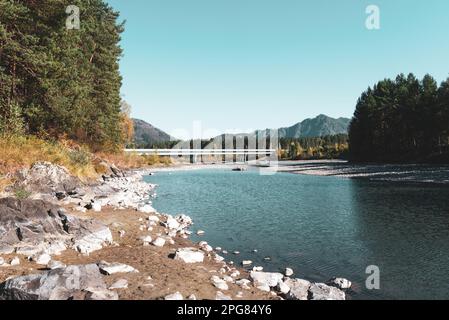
<box><xmin>106</xmin><ymin>0</ymin><xmax>449</xmax><ymax>139</ymax></box>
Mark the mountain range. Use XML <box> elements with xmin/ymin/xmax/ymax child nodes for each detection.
<box><xmin>132</xmin><ymin>115</ymin><xmax>351</xmax><ymax>147</ymax></box>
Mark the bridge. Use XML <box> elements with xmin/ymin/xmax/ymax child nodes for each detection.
<box><xmin>124</xmin><ymin>149</ymin><xmax>277</xmax><ymax>163</ymax></box>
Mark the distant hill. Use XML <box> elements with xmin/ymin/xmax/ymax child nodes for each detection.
<box><xmin>132</xmin><ymin>119</ymin><xmax>173</xmax><ymax>148</ymax></box>
<box><xmin>259</xmin><ymin>114</ymin><xmax>351</xmax><ymax>139</ymax></box>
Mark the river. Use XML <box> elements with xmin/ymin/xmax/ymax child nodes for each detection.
<box><xmin>145</xmin><ymin>165</ymin><xmax>449</xmax><ymax>300</ymax></box>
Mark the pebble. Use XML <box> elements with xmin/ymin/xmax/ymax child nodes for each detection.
<box><xmin>152</xmin><ymin>237</ymin><xmax>166</xmax><ymax>247</ymax></box>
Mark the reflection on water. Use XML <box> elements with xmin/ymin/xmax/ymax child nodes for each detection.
<box><xmin>145</xmin><ymin>169</ymin><xmax>449</xmax><ymax>300</ymax></box>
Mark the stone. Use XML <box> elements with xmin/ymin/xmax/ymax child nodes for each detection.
<box><xmin>250</xmin><ymin>271</ymin><xmax>284</xmax><ymax>288</ymax></box>
<box><xmin>328</xmin><ymin>277</ymin><xmax>352</xmax><ymax>290</ymax></box>
<box><xmin>165</xmin><ymin>292</ymin><xmax>183</xmax><ymax>300</ymax></box>
<box><xmin>0</xmin><ymin>247</ymin><xmax>15</xmax><ymax>255</ymax></box>
<box><xmin>236</xmin><ymin>279</ymin><xmax>251</xmax><ymax>290</ymax></box>
<box><xmin>214</xmin><ymin>254</ymin><xmax>225</xmax><ymax>263</ymax></box>
<box><xmin>119</xmin><ymin>230</ymin><xmax>126</xmax><ymax>238</ymax></box>
<box><xmin>0</xmin><ymin>257</ymin><xmax>5</xmax><ymax>266</ymax></box>
<box><xmin>215</xmin><ymin>291</ymin><xmax>232</xmax><ymax>300</ymax></box>
<box><xmin>166</xmin><ymin>216</ymin><xmax>180</xmax><ymax>230</ymax></box>
<box><xmin>0</xmin><ymin>264</ymin><xmax>116</xmax><ymax>300</ymax></box>
<box><xmin>138</xmin><ymin>204</ymin><xmax>156</xmax><ymax>214</ymax></box>
<box><xmin>236</xmin><ymin>291</ymin><xmax>244</xmax><ymax>298</ymax></box>
<box><xmin>211</xmin><ymin>276</ymin><xmax>229</xmax><ymax>291</ymax></box>
<box><xmin>13</xmin><ymin>162</ymin><xmax>80</xmax><ymax>194</ymax></box>
<box><xmin>98</xmin><ymin>261</ymin><xmax>139</xmax><ymax>275</ymax></box>
<box><xmin>174</xmin><ymin>248</ymin><xmax>205</xmax><ymax>264</ymax></box>
<box><xmin>47</xmin><ymin>260</ymin><xmax>66</xmax><ymax>270</ymax></box>
<box><xmin>242</xmin><ymin>260</ymin><xmax>253</xmax><ymax>266</ymax></box>
<box><xmin>71</xmin><ymin>219</ymin><xmax>113</xmax><ymax>255</ymax></box>
<box><xmin>284</xmin><ymin>278</ymin><xmax>311</xmax><ymax>300</ymax></box>
<box><xmin>109</xmin><ymin>279</ymin><xmax>128</xmax><ymax>290</ymax></box>
<box><xmin>140</xmin><ymin>236</ymin><xmax>152</xmax><ymax>245</ymax></box>
<box><xmin>196</xmin><ymin>230</ymin><xmax>205</xmax><ymax>235</ymax></box>
<box><xmin>147</xmin><ymin>216</ymin><xmax>159</xmax><ymax>222</ymax></box>
<box><xmin>92</xmin><ymin>203</ymin><xmax>102</xmax><ymax>212</ymax></box>
<box><xmin>252</xmin><ymin>266</ymin><xmax>263</xmax><ymax>271</ymax></box>
<box><xmin>230</xmin><ymin>270</ymin><xmax>240</xmax><ymax>278</ymax></box>
<box><xmin>285</xmin><ymin>268</ymin><xmax>294</xmax><ymax>277</ymax></box>
<box><xmin>33</xmin><ymin>253</ymin><xmax>51</xmax><ymax>265</ymax></box>
<box><xmin>233</xmin><ymin>251</ymin><xmax>240</xmax><ymax>255</ymax></box>
<box><xmin>152</xmin><ymin>237</ymin><xmax>166</xmax><ymax>247</ymax></box>
<box><xmin>10</xmin><ymin>257</ymin><xmax>20</xmax><ymax>266</ymax></box>
<box><xmin>308</xmin><ymin>283</ymin><xmax>345</xmax><ymax>300</ymax></box>
<box><xmin>187</xmin><ymin>294</ymin><xmax>197</xmax><ymax>300</ymax></box>
<box><xmin>277</xmin><ymin>281</ymin><xmax>290</xmax><ymax>295</ymax></box>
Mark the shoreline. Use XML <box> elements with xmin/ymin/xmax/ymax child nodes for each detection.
<box><xmin>0</xmin><ymin>161</ymin><xmax>350</xmax><ymax>300</ymax></box>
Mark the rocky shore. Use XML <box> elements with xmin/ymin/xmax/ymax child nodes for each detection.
<box><xmin>0</xmin><ymin>162</ymin><xmax>351</xmax><ymax>300</ymax></box>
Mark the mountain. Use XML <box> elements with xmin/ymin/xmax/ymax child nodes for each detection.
<box><xmin>254</xmin><ymin>114</ymin><xmax>351</xmax><ymax>139</ymax></box>
<box><xmin>132</xmin><ymin>118</ymin><xmax>173</xmax><ymax>147</ymax></box>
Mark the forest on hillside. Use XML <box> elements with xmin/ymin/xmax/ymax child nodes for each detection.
<box><xmin>0</xmin><ymin>0</ymin><xmax>131</xmax><ymax>151</ymax></box>
<box><xmin>349</xmin><ymin>73</ymin><xmax>449</xmax><ymax>163</ymax></box>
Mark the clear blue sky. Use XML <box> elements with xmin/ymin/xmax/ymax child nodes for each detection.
<box><xmin>107</xmin><ymin>0</ymin><xmax>449</xmax><ymax>139</ymax></box>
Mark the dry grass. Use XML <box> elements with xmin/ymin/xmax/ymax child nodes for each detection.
<box><xmin>0</xmin><ymin>135</ymin><xmax>97</xmax><ymax>183</ymax></box>
<box><xmin>0</xmin><ymin>134</ymin><xmax>172</xmax><ymax>192</ymax></box>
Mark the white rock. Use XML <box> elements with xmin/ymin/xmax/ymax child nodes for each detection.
<box><xmin>152</xmin><ymin>237</ymin><xmax>166</xmax><ymax>247</ymax></box>
<box><xmin>147</xmin><ymin>216</ymin><xmax>159</xmax><ymax>222</ymax></box>
<box><xmin>284</xmin><ymin>278</ymin><xmax>311</xmax><ymax>300</ymax></box>
<box><xmin>233</xmin><ymin>251</ymin><xmax>240</xmax><ymax>255</ymax></box>
<box><xmin>309</xmin><ymin>283</ymin><xmax>345</xmax><ymax>300</ymax></box>
<box><xmin>223</xmin><ymin>275</ymin><xmax>234</xmax><ymax>283</ymax></box>
<box><xmin>285</xmin><ymin>268</ymin><xmax>294</xmax><ymax>277</ymax></box>
<box><xmin>165</xmin><ymin>292</ymin><xmax>183</xmax><ymax>300</ymax></box>
<box><xmin>44</xmin><ymin>241</ymin><xmax>67</xmax><ymax>256</ymax></box>
<box><xmin>250</xmin><ymin>271</ymin><xmax>284</xmax><ymax>288</ymax></box>
<box><xmin>33</xmin><ymin>253</ymin><xmax>51</xmax><ymax>265</ymax></box>
<box><xmin>215</xmin><ymin>291</ymin><xmax>232</xmax><ymax>300</ymax></box>
<box><xmin>0</xmin><ymin>257</ymin><xmax>5</xmax><ymax>266</ymax></box>
<box><xmin>98</xmin><ymin>262</ymin><xmax>139</xmax><ymax>275</ymax></box>
<box><xmin>196</xmin><ymin>230</ymin><xmax>205</xmax><ymax>235</ymax></box>
<box><xmin>119</xmin><ymin>230</ymin><xmax>126</xmax><ymax>238</ymax></box>
<box><xmin>328</xmin><ymin>277</ymin><xmax>352</xmax><ymax>290</ymax></box>
<box><xmin>174</xmin><ymin>248</ymin><xmax>205</xmax><ymax>264</ymax></box>
<box><xmin>236</xmin><ymin>291</ymin><xmax>244</xmax><ymax>298</ymax></box>
<box><xmin>215</xmin><ymin>247</ymin><xmax>222</xmax><ymax>252</ymax></box>
<box><xmin>242</xmin><ymin>260</ymin><xmax>252</xmax><ymax>266</ymax></box>
<box><xmin>214</xmin><ymin>254</ymin><xmax>225</xmax><ymax>263</ymax></box>
<box><xmin>230</xmin><ymin>270</ymin><xmax>240</xmax><ymax>278</ymax></box>
<box><xmin>47</xmin><ymin>260</ymin><xmax>66</xmax><ymax>270</ymax></box>
<box><xmin>277</xmin><ymin>281</ymin><xmax>290</xmax><ymax>294</ymax></box>
<box><xmin>92</xmin><ymin>203</ymin><xmax>102</xmax><ymax>212</ymax></box>
<box><xmin>211</xmin><ymin>276</ymin><xmax>229</xmax><ymax>290</ymax></box>
<box><xmin>256</xmin><ymin>283</ymin><xmax>271</xmax><ymax>292</ymax></box>
<box><xmin>187</xmin><ymin>294</ymin><xmax>197</xmax><ymax>300</ymax></box>
<box><xmin>236</xmin><ymin>279</ymin><xmax>251</xmax><ymax>290</ymax></box>
<box><xmin>166</xmin><ymin>216</ymin><xmax>180</xmax><ymax>230</ymax></box>
<box><xmin>138</xmin><ymin>204</ymin><xmax>156</xmax><ymax>214</ymax></box>
<box><xmin>10</xmin><ymin>257</ymin><xmax>20</xmax><ymax>266</ymax></box>
<box><xmin>252</xmin><ymin>266</ymin><xmax>263</xmax><ymax>271</ymax></box>
<box><xmin>140</xmin><ymin>235</ymin><xmax>153</xmax><ymax>245</ymax></box>
<box><xmin>109</xmin><ymin>279</ymin><xmax>129</xmax><ymax>290</ymax></box>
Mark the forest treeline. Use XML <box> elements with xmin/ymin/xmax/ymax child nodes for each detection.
<box><xmin>349</xmin><ymin>73</ymin><xmax>449</xmax><ymax>163</ymax></box>
<box><xmin>0</xmin><ymin>0</ymin><xmax>132</xmax><ymax>151</ymax></box>
<box><xmin>279</xmin><ymin>134</ymin><xmax>349</xmax><ymax>160</ymax></box>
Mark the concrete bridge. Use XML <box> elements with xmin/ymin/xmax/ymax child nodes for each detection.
<box><xmin>124</xmin><ymin>149</ymin><xmax>277</xmax><ymax>163</ymax></box>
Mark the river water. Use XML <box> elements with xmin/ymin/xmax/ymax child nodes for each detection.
<box><xmin>145</xmin><ymin>167</ymin><xmax>449</xmax><ymax>300</ymax></box>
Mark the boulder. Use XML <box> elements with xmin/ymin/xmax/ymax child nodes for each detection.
<box><xmin>0</xmin><ymin>264</ymin><xmax>117</xmax><ymax>300</ymax></box>
<box><xmin>285</xmin><ymin>268</ymin><xmax>294</xmax><ymax>277</ymax></box>
<box><xmin>236</xmin><ymin>279</ymin><xmax>251</xmax><ymax>290</ymax></box>
<box><xmin>32</xmin><ymin>253</ymin><xmax>51</xmax><ymax>265</ymax></box>
<box><xmin>174</xmin><ymin>248</ymin><xmax>205</xmax><ymax>264</ymax></box>
<box><xmin>109</xmin><ymin>279</ymin><xmax>128</xmax><ymax>290</ymax></box>
<box><xmin>308</xmin><ymin>283</ymin><xmax>345</xmax><ymax>300</ymax></box>
<box><xmin>13</xmin><ymin>162</ymin><xmax>81</xmax><ymax>194</ymax></box>
<box><xmin>284</xmin><ymin>278</ymin><xmax>311</xmax><ymax>300</ymax></box>
<box><xmin>152</xmin><ymin>237</ymin><xmax>166</xmax><ymax>247</ymax></box>
<box><xmin>138</xmin><ymin>204</ymin><xmax>156</xmax><ymax>214</ymax></box>
<box><xmin>10</xmin><ymin>257</ymin><xmax>20</xmax><ymax>266</ymax></box>
<box><xmin>211</xmin><ymin>276</ymin><xmax>229</xmax><ymax>291</ymax></box>
<box><xmin>328</xmin><ymin>277</ymin><xmax>352</xmax><ymax>290</ymax></box>
<box><xmin>98</xmin><ymin>261</ymin><xmax>139</xmax><ymax>275</ymax></box>
<box><xmin>47</xmin><ymin>260</ymin><xmax>66</xmax><ymax>270</ymax></box>
<box><xmin>277</xmin><ymin>281</ymin><xmax>290</xmax><ymax>295</ymax></box>
<box><xmin>250</xmin><ymin>271</ymin><xmax>284</xmax><ymax>289</ymax></box>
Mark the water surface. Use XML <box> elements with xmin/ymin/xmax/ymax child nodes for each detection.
<box><xmin>145</xmin><ymin>168</ymin><xmax>449</xmax><ymax>299</ymax></box>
